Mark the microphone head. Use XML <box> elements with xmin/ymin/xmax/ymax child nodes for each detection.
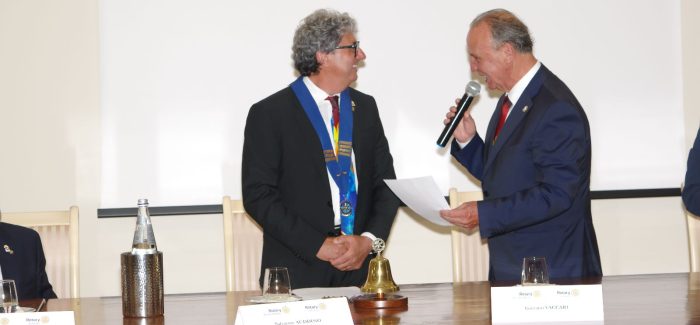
<box><xmin>465</xmin><ymin>81</ymin><xmax>481</xmax><ymax>97</ymax></box>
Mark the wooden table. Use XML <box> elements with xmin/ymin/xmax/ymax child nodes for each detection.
<box><xmin>19</xmin><ymin>272</ymin><xmax>700</xmax><ymax>324</ymax></box>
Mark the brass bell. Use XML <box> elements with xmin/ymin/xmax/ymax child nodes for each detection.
<box><xmin>361</xmin><ymin>238</ymin><xmax>399</xmax><ymax>294</ymax></box>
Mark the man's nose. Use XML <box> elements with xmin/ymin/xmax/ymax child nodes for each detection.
<box><xmin>357</xmin><ymin>47</ymin><xmax>366</xmax><ymax>60</ymax></box>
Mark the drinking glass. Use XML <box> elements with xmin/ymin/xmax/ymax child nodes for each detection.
<box><xmin>263</xmin><ymin>267</ymin><xmax>291</xmax><ymax>297</ymax></box>
<box><xmin>521</xmin><ymin>257</ymin><xmax>549</xmax><ymax>285</ymax></box>
<box><xmin>0</xmin><ymin>280</ymin><xmax>18</xmax><ymax>313</ymax></box>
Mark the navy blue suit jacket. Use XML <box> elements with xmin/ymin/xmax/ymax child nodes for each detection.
<box><xmin>0</xmin><ymin>222</ymin><xmax>57</xmax><ymax>300</ymax></box>
<box><xmin>242</xmin><ymin>85</ymin><xmax>400</xmax><ymax>289</ymax></box>
<box><xmin>452</xmin><ymin>64</ymin><xmax>602</xmax><ymax>281</ymax></box>
<box><xmin>684</xmin><ymin>127</ymin><xmax>700</xmax><ymax>215</ymax></box>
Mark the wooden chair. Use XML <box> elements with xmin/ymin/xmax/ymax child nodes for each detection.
<box><xmin>1</xmin><ymin>206</ymin><xmax>80</xmax><ymax>298</ymax></box>
<box><xmin>681</xmin><ymin>182</ymin><xmax>700</xmax><ymax>272</ymax></box>
<box><xmin>448</xmin><ymin>188</ymin><xmax>489</xmax><ymax>282</ymax></box>
<box><xmin>222</xmin><ymin>196</ymin><xmax>263</xmax><ymax>292</ymax></box>
<box><xmin>687</xmin><ymin>209</ymin><xmax>700</xmax><ymax>272</ymax></box>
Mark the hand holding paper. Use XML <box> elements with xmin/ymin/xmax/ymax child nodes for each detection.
<box><xmin>440</xmin><ymin>201</ymin><xmax>479</xmax><ymax>230</ymax></box>
<box><xmin>383</xmin><ymin>176</ymin><xmax>451</xmax><ymax>226</ymax></box>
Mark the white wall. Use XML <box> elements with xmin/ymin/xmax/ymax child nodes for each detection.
<box><xmin>97</xmin><ymin>0</ymin><xmax>685</xmax><ymax>207</ymax></box>
<box><xmin>682</xmin><ymin>0</ymin><xmax>700</xmax><ymax>146</ymax></box>
<box><xmin>0</xmin><ymin>0</ymin><xmax>697</xmax><ymax>298</ymax></box>
<box><xmin>0</xmin><ymin>0</ymin><xmax>103</xmax><ymax>297</ymax></box>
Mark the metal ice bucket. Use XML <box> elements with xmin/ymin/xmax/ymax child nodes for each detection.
<box><xmin>121</xmin><ymin>252</ymin><xmax>164</xmax><ymax>317</ymax></box>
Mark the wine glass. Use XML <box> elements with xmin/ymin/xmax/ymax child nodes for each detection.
<box><xmin>0</xmin><ymin>280</ymin><xmax>18</xmax><ymax>313</ymax></box>
<box><xmin>521</xmin><ymin>257</ymin><xmax>549</xmax><ymax>285</ymax></box>
<box><xmin>262</xmin><ymin>267</ymin><xmax>291</xmax><ymax>299</ymax></box>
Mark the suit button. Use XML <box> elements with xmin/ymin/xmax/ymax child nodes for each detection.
<box><xmin>327</xmin><ymin>201</ymin><xmax>332</xmax><ymax>207</ymax></box>
<box><xmin>483</xmin><ymin>191</ymin><xmax>489</xmax><ymax>197</ymax></box>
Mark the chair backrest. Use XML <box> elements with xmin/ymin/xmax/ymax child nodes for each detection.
<box><xmin>448</xmin><ymin>188</ymin><xmax>489</xmax><ymax>282</ymax></box>
<box><xmin>1</xmin><ymin>206</ymin><xmax>79</xmax><ymax>298</ymax></box>
<box><xmin>222</xmin><ymin>196</ymin><xmax>263</xmax><ymax>292</ymax></box>
<box><xmin>687</xmin><ymin>209</ymin><xmax>700</xmax><ymax>272</ymax></box>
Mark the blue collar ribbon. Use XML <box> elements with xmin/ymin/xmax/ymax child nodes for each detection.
<box><xmin>291</xmin><ymin>77</ymin><xmax>356</xmax><ymax>234</ymax></box>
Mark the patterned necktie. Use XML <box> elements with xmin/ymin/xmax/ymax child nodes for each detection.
<box><xmin>325</xmin><ymin>95</ymin><xmax>357</xmax><ymax>235</ymax></box>
<box><xmin>494</xmin><ymin>95</ymin><xmax>511</xmax><ymax>139</ymax></box>
<box><xmin>327</xmin><ymin>96</ymin><xmax>341</xmax><ymax>153</ymax></box>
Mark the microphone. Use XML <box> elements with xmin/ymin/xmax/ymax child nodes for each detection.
<box><xmin>436</xmin><ymin>81</ymin><xmax>481</xmax><ymax>147</ymax></box>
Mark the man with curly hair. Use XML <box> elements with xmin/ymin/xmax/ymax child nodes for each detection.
<box><xmin>242</xmin><ymin>9</ymin><xmax>399</xmax><ymax>288</ymax></box>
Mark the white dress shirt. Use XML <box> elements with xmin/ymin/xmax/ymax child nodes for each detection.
<box><xmin>302</xmin><ymin>77</ymin><xmax>374</xmax><ymax>240</ymax></box>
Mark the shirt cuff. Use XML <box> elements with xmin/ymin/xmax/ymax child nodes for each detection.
<box><xmin>360</xmin><ymin>232</ymin><xmax>376</xmax><ymax>241</ymax></box>
<box><xmin>455</xmin><ymin>137</ymin><xmax>472</xmax><ymax>149</ymax></box>
<box><xmin>360</xmin><ymin>232</ymin><xmax>376</xmax><ymax>254</ymax></box>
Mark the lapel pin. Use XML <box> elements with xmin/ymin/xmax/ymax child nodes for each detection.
<box><xmin>351</xmin><ymin>100</ymin><xmax>356</xmax><ymax>112</ymax></box>
<box><xmin>522</xmin><ymin>105</ymin><xmax>529</xmax><ymax>113</ymax></box>
<box><xmin>3</xmin><ymin>244</ymin><xmax>14</xmax><ymax>254</ymax></box>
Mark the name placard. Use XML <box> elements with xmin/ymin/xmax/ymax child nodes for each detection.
<box><xmin>234</xmin><ymin>297</ymin><xmax>353</xmax><ymax>325</ymax></box>
<box><xmin>491</xmin><ymin>284</ymin><xmax>604</xmax><ymax>323</ymax></box>
<box><xmin>0</xmin><ymin>311</ymin><xmax>75</xmax><ymax>325</ymax></box>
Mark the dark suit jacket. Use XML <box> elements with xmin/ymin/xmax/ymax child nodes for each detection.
<box><xmin>452</xmin><ymin>64</ymin><xmax>602</xmax><ymax>281</ymax></box>
<box><xmin>242</xmin><ymin>84</ymin><xmax>400</xmax><ymax>289</ymax></box>
<box><xmin>684</xmin><ymin>127</ymin><xmax>700</xmax><ymax>215</ymax></box>
<box><xmin>0</xmin><ymin>222</ymin><xmax>57</xmax><ymax>299</ymax></box>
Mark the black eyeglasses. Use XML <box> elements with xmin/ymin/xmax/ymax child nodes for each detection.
<box><xmin>334</xmin><ymin>41</ymin><xmax>360</xmax><ymax>57</ymax></box>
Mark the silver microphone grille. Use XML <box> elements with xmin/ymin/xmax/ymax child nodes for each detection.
<box><xmin>465</xmin><ymin>81</ymin><xmax>481</xmax><ymax>97</ymax></box>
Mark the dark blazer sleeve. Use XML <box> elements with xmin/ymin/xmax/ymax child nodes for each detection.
<box><xmin>31</xmin><ymin>233</ymin><xmax>57</xmax><ymax>299</ymax></box>
<box><xmin>241</xmin><ymin>97</ymin><xmax>328</xmax><ymax>262</ymax></box>
<box><xmin>450</xmin><ymin>134</ymin><xmax>486</xmax><ymax>180</ymax></box>
<box><xmin>353</xmin><ymin>93</ymin><xmax>400</xmax><ymax>240</ymax></box>
<box><xmin>479</xmin><ymin>100</ymin><xmax>590</xmax><ymax>237</ymax></box>
<box><xmin>684</xmin><ymin>127</ymin><xmax>700</xmax><ymax>215</ymax></box>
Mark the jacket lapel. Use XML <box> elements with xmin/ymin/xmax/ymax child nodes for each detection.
<box><xmin>484</xmin><ymin>95</ymin><xmax>506</xmax><ymax>160</ymax></box>
<box><xmin>289</xmin><ymin>87</ymin><xmax>328</xmax><ymax>179</ymax></box>
<box><xmin>350</xmin><ymin>97</ymin><xmax>361</xmax><ymax>174</ymax></box>
<box><xmin>484</xmin><ymin>65</ymin><xmax>546</xmax><ymax>172</ymax></box>
<box><xmin>0</xmin><ymin>225</ymin><xmax>18</xmax><ymax>280</ymax></box>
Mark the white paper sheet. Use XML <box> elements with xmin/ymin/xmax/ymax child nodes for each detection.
<box><xmin>292</xmin><ymin>286</ymin><xmax>361</xmax><ymax>300</ymax></box>
<box><xmin>491</xmin><ymin>284</ymin><xmax>604</xmax><ymax>323</ymax></box>
<box><xmin>235</xmin><ymin>297</ymin><xmax>353</xmax><ymax>325</ymax></box>
<box><xmin>0</xmin><ymin>311</ymin><xmax>75</xmax><ymax>324</ymax></box>
<box><xmin>384</xmin><ymin>176</ymin><xmax>452</xmax><ymax>226</ymax></box>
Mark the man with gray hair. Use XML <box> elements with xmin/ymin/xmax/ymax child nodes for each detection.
<box><xmin>440</xmin><ymin>9</ymin><xmax>602</xmax><ymax>281</ymax></box>
<box><xmin>242</xmin><ymin>9</ymin><xmax>399</xmax><ymax>288</ymax></box>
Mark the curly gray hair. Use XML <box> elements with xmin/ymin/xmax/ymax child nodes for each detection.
<box><xmin>292</xmin><ymin>9</ymin><xmax>357</xmax><ymax>76</ymax></box>
<box><xmin>471</xmin><ymin>9</ymin><xmax>533</xmax><ymax>53</ymax></box>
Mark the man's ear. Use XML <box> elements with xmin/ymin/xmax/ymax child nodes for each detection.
<box><xmin>315</xmin><ymin>51</ymin><xmax>327</xmax><ymax>68</ymax></box>
<box><xmin>501</xmin><ymin>43</ymin><xmax>515</xmax><ymax>63</ymax></box>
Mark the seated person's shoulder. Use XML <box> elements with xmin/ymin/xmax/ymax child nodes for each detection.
<box><xmin>0</xmin><ymin>222</ymin><xmax>40</xmax><ymax>241</ymax></box>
